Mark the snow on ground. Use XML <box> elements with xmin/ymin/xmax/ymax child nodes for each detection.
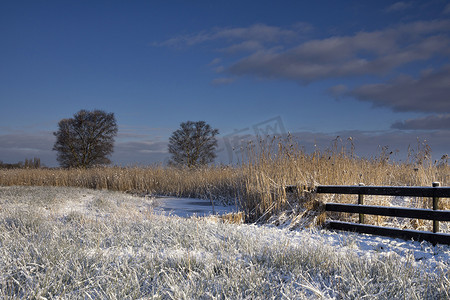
<box><xmin>140</xmin><ymin>193</ymin><xmax>450</xmax><ymax>276</ymax></box>
<box><xmin>0</xmin><ymin>186</ymin><xmax>448</xmax><ymax>276</ymax></box>
<box><xmin>287</xmin><ymin>227</ymin><xmax>449</xmax><ymax>274</ymax></box>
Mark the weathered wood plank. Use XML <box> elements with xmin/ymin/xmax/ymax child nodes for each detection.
<box><xmin>325</xmin><ymin>203</ymin><xmax>450</xmax><ymax>221</ymax></box>
<box><xmin>316</xmin><ymin>185</ymin><xmax>450</xmax><ymax>197</ymax></box>
<box><xmin>325</xmin><ymin>221</ymin><xmax>450</xmax><ymax>245</ymax></box>
<box><xmin>433</xmin><ymin>182</ymin><xmax>440</xmax><ymax>233</ymax></box>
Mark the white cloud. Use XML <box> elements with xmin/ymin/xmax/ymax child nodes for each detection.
<box><xmin>0</xmin><ymin>132</ymin><xmax>57</xmax><ymax>166</ymax></box>
<box><xmin>213</xmin><ymin>23</ymin><xmax>298</xmax><ymax>43</ymax></box>
<box><xmin>216</xmin><ymin>129</ymin><xmax>449</xmax><ymax>163</ymax></box>
<box><xmin>227</xmin><ymin>20</ymin><xmax>450</xmax><ymax>82</ymax></box>
<box><xmin>156</xmin><ymin>20</ymin><xmax>450</xmax><ymax>114</ymax></box>
<box><xmin>220</xmin><ymin>40</ymin><xmax>264</xmax><ymax>53</ymax></box>
<box><xmin>289</xmin><ymin>129</ymin><xmax>450</xmax><ymax>160</ymax></box>
<box><xmin>152</xmin><ymin>32</ymin><xmax>211</xmax><ymax>48</ymax></box>
<box><xmin>349</xmin><ymin>65</ymin><xmax>450</xmax><ymax>113</ymax></box>
<box><xmin>392</xmin><ymin>114</ymin><xmax>450</xmax><ymax>130</ymax></box>
<box><xmin>327</xmin><ymin>84</ymin><xmax>348</xmax><ymax>98</ymax></box>
<box><xmin>291</xmin><ymin>22</ymin><xmax>315</xmax><ymax>34</ymax></box>
<box><xmin>153</xmin><ymin>23</ymin><xmax>306</xmax><ymax>49</ymax></box>
<box><xmin>208</xmin><ymin>58</ymin><xmax>222</xmax><ymax>66</ymax></box>
<box><xmin>211</xmin><ymin>77</ymin><xmax>236</xmax><ymax>85</ymax></box>
<box><xmin>385</xmin><ymin>2</ymin><xmax>412</xmax><ymax>13</ymax></box>
<box><xmin>443</xmin><ymin>3</ymin><xmax>450</xmax><ymax>14</ymax></box>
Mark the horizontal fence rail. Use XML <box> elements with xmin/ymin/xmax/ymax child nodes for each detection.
<box><xmin>316</xmin><ymin>185</ymin><xmax>450</xmax><ymax>198</ymax></box>
<box><xmin>286</xmin><ymin>182</ymin><xmax>450</xmax><ymax>245</ymax></box>
<box><xmin>327</xmin><ymin>222</ymin><xmax>450</xmax><ymax>245</ymax></box>
<box><xmin>325</xmin><ymin>203</ymin><xmax>450</xmax><ymax>221</ymax></box>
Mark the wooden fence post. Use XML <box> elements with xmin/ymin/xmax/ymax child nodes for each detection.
<box><xmin>433</xmin><ymin>182</ymin><xmax>440</xmax><ymax>233</ymax></box>
<box><xmin>358</xmin><ymin>183</ymin><xmax>365</xmax><ymax>224</ymax></box>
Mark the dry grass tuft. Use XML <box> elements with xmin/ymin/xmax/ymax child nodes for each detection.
<box><xmin>218</xmin><ymin>212</ymin><xmax>245</xmax><ymax>224</ymax></box>
<box><xmin>0</xmin><ymin>137</ymin><xmax>448</xmax><ymax>224</ymax></box>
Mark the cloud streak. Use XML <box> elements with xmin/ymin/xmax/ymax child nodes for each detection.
<box><xmin>385</xmin><ymin>2</ymin><xmax>412</xmax><ymax>13</ymax></box>
<box><xmin>348</xmin><ymin>65</ymin><xmax>450</xmax><ymax>113</ymax></box>
<box><xmin>0</xmin><ymin>129</ymin><xmax>171</xmax><ymax>167</ymax></box>
<box><xmin>444</xmin><ymin>3</ymin><xmax>450</xmax><ymax>14</ymax></box>
<box><xmin>227</xmin><ymin>20</ymin><xmax>450</xmax><ymax>82</ymax></box>
<box><xmin>156</xmin><ymin>20</ymin><xmax>450</xmax><ymax>88</ymax></box>
<box><xmin>0</xmin><ymin>132</ymin><xmax>57</xmax><ymax>166</ymax></box>
<box><xmin>211</xmin><ymin>77</ymin><xmax>236</xmax><ymax>85</ymax></box>
<box><xmin>215</xmin><ymin>129</ymin><xmax>449</xmax><ymax>163</ymax></box>
<box><xmin>392</xmin><ymin>114</ymin><xmax>450</xmax><ymax>130</ymax></box>
<box><xmin>1</xmin><ymin>128</ymin><xmax>448</xmax><ymax>167</ymax></box>
<box><xmin>154</xmin><ymin>23</ymin><xmax>304</xmax><ymax>50</ymax></box>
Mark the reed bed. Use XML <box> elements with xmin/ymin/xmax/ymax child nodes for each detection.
<box><xmin>1</xmin><ymin>138</ymin><xmax>448</xmax><ymax>224</ymax></box>
<box><xmin>240</xmin><ymin>139</ymin><xmax>449</xmax><ymax>230</ymax></box>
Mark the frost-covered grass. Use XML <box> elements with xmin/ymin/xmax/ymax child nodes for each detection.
<box><xmin>1</xmin><ymin>139</ymin><xmax>448</xmax><ymax>225</ymax></box>
<box><xmin>0</xmin><ymin>186</ymin><xmax>449</xmax><ymax>299</ymax></box>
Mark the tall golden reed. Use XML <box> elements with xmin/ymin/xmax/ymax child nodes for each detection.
<box><xmin>1</xmin><ymin>137</ymin><xmax>448</xmax><ymax>222</ymax></box>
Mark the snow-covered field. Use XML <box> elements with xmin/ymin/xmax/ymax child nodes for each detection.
<box><xmin>0</xmin><ymin>186</ymin><xmax>448</xmax><ymax>299</ymax></box>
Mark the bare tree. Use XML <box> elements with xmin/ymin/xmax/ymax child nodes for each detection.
<box><xmin>168</xmin><ymin>121</ymin><xmax>219</xmax><ymax>168</ymax></box>
<box><xmin>53</xmin><ymin>110</ymin><xmax>118</xmax><ymax>168</ymax></box>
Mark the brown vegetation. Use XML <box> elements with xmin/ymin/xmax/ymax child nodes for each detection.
<box><xmin>1</xmin><ymin>138</ymin><xmax>448</xmax><ymax>223</ymax></box>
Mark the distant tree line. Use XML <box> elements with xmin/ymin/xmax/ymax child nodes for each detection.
<box><xmin>2</xmin><ymin>112</ymin><xmax>219</xmax><ymax>169</ymax></box>
<box><xmin>52</xmin><ymin>109</ymin><xmax>219</xmax><ymax>169</ymax></box>
<box><xmin>0</xmin><ymin>157</ymin><xmax>41</xmax><ymax>169</ymax></box>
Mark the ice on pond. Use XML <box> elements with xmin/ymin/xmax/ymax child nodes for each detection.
<box><xmin>152</xmin><ymin>196</ymin><xmax>238</xmax><ymax>217</ymax></box>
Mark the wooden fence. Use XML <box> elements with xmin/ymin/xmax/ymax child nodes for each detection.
<box><xmin>288</xmin><ymin>183</ymin><xmax>450</xmax><ymax>245</ymax></box>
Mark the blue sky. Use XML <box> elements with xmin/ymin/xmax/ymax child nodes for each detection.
<box><xmin>1</xmin><ymin>0</ymin><xmax>449</xmax><ymax>166</ymax></box>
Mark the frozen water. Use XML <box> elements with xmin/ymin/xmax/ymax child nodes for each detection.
<box><xmin>152</xmin><ymin>196</ymin><xmax>238</xmax><ymax>217</ymax></box>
